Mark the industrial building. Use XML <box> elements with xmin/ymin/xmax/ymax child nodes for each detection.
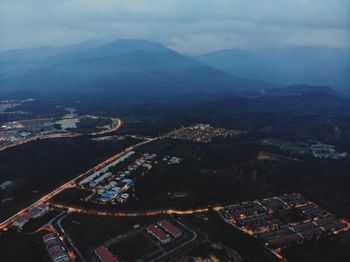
<box><xmin>95</xmin><ymin>246</ymin><xmax>120</xmax><ymax>262</ymax></box>
<box><xmin>146</xmin><ymin>224</ymin><xmax>171</xmax><ymax>244</ymax></box>
<box><xmin>157</xmin><ymin>219</ymin><xmax>182</xmax><ymax>238</ymax></box>
<box><xmin>79</xmin><ymin>151</ymin><xmax>135</xmax><ymax>187</ymax></box>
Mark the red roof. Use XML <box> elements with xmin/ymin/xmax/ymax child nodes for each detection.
<box><xmin>158</xmin><ymin>219</ymin><xmax>182</xmax><ymax>236</ymax></box>
<box><xmin>95</xmin><ymin>246</ymin><xmax>119</xmax><ymax>262</ymax></box>
<box><xmin>147</xmin><ymin>224</ymin><xmax>170</xmax><ymax>241</ymax></box>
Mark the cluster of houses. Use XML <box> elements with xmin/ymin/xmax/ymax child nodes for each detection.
<box><xmin>221</xmin><ymin>193</ymin><xmax>349</xmax><ymax>251</ymax></box>
<box><xmin>78</xmin><ymin>151</ymin><xmax>135</xmax><ymax>189</ymax></box>
<box><xmin>78</xmin><ymin>151</ymin><xmax>183</xmax><ymax>205</ymax></box>
<box><xmin>43</xmin><ymin>233</ymin><xmax>71</xmax><ymax>262</ymax></box>
<box><xmin>78</xmin><ymin>151</ymin><xmax>162</xmax><ymax>205</ymax></box>
<box><xmin>97</xmin><ymin>178</ymin><xmax>133</xmax><ymax>203</ymax></box>
<box><xmin>162</xmin><ymin>156</ymin><xmax>182</xmax><ymax>165</ymax></box>
<box><xmin>168</xmin><ymin>124</ymin><xmax>240</xmax><ymax>143</ymax></box>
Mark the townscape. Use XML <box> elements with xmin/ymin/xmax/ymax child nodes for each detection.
<box><xmin>261</xmin><ymin>139</ymin><xmax>348</xmax><ymax>160</ymax></box>
<box><xmin>220</xmin><ymin>193</ymin><xmax>350</xmax><ymax>260</ymax></box>
<box><xmin>167</xmin><ymin>124</ymin><xmax>241</xmax><ymax>143</ymax></box>
<box><xmin>1</xmin><ymin>121</ymin><xmax>350</xmax><ymax>262</ymax></box>
<box><xmin>1</xmin><ymin>2</ymin><xmax>349</xmax><ymax>261</ymax></box>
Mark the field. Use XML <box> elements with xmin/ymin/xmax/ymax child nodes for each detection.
<box><xmin>181</xmin><ymin>212</ymin><xmax>279</xmax><ymax>262</ymax></box>
<box><xmin>109</xmin><ymin>232</ymin><xmax>158</xmax><ymax>261</ymax></box>
<box><xmin>0</xmin><ymin>228</ymin><xmax>50</xmax><ymax>262</ymax></box>
<box><xmin>282</xmin><ymin>231</ymin><xmax>350</xmax><ymax>262</ymax></box>
<box><xmin>125</xmin><ymin>138</ymin><xmax>350</xmax><ymax>218</ymax></box>
<box><xmin>61</xmin><ymin>213</ymin><xmax>158</xmax><ymax>257</ymax></box>
<box><xmin>22</xmin><ymin>209</ymin><xmax>62</xmax><ymax>233</ymax></box>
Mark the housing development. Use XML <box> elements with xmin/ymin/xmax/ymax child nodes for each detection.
<box><xmin>167</xmin><ymin>124</ymin><xmax>241</xmax><ymax>143</ymax></box>
<box><xmin>220</xmin><ymin>193</ymin><xmax>350</xmax><ymax>260</ymax></box>
<box><xmin>78</xmin><ymin>151</ymin><xmax>182</xmax><ymax>205</ymax></box>
<box><xmin>1</xmin><ymin>123</ymin><xmax>350</xmax><ymax>262</ymax></box>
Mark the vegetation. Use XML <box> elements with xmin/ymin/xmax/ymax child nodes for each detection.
<box><xmin>0</xmin><ymin>229</ymin><xmax>49</xmax><ymax>262</ymax></box>
<box><xmin>61</xmin><ymin>213</ymin><xmax>160</xmax><ymax>257</ymax></box>
<box><xmin>109</xmin><ymin>232</ymin><xmax>158</xmax><ymax>261</ymax></box>
<box><xmin>282</xmin><ymin>232</ymin><xmax>350</xmax><ymax>262</ymax></box>
<box><xmin>0</xmin><ymin>136</ymin><xmax>138</xmax><ymax>220</ymax></box>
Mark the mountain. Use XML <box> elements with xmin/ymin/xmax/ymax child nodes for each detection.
<box><xmin>340</xmin><ymin>88</ymin><xmax>350</xmax><ymax>96</ymax></box>
<box><xmin>264</xmin><ymin>84</ymin><xmax>338</xmax><ymax>96</ymax></box>
<box><xmin>0</xmin><ymin>41</ymin><xmax>104</xmax><ymax>78</ymax></box>
<box><xmin>198</xmin><ymin>47</ymin><xmax>350</xmax><ymax>89</ymax></box>
<box><xmin>0</xmin><ymin>40</ymin><xmax>276</xmax><ymax>99</ymax></box>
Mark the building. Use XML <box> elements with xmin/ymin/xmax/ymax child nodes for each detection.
<box><xmin>13</xmin><ymin>204</ymin><xmax>49</xmax><ymax>228</ymax></box>
<box><xmin>157</xmin><ymin>219</ymin><xmax>182</xmax><ymax>238</ymax></box>
<box><xmin>95</xmin><ymin>246</ymin><xmax>120</xmax><ymax>262</ymax></box>
<box><xmin>79</xmin><ymin>151</ymin><xmax>135</xmax><ymax>187</ymax></box>
<box><xmin>13</xmin><ymin>216</ymin><xmax>28</xmax><ymax>228</ymax></box>
<box><xmin>48</xmin><ymin>245</ymin><xmax>70</xmax><ymax>262</ymax></box>
<box><xmin>31</xmin><ymin>204</ymin><xmax>49</xmax><ymax>218</ymax></box>
<box><xmin>146</xmin><ymin>224</ymin><xmax>171</xmax><ymax>244</ymax></box>
<box><xmin>43</xmin><ymin>233</ymin><xmax>57</xmax><ymax>243</ymax></box>
<box><xmin>43</xmin><ymin>233</ymin><xmax>71</xmax><ymax>262</ymax></box>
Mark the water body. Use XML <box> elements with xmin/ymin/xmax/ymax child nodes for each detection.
<box><xmin>55</xmin><ymin>118</ymin><xmax>80</xmax><ymax>130</ymax></box>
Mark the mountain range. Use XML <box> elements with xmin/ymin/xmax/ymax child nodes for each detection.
<box><xmin>0</xmin><ymin>40</ymin><xmax>274</xmax><ymax>98</ymax></box>
<box><xmin>198</xmin><ymin>47</ymin><xmax>350</xmax><ymax>89</ymax></box>
<box><xmin>0</xmin><ymin>40</ymin><xmax>348</xmax><ymax>101</ymax></box>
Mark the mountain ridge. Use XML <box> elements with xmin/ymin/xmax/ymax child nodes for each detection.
<box><xmin>198</xmin><ymin>47</ymin><xmax>350</xmax><ymax>89</ymax></box>
<box><xmin>0</xmin><ymin>39</ymin><xmax>278</xmax><ymax>97</ymax></box>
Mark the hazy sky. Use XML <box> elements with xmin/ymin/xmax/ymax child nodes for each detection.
<box><xmin>0</xmin><ymin>0</ymin><xmax>349</xmax><ymax>53</ymax></box>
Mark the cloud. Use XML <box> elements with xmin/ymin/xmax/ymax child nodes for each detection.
<box><xmin>0</xmin><ymin>0</ymin><xmax>349</xmax><ymax>52</ymax></box>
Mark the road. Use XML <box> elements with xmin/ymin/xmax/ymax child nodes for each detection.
<box><xmin>150</xmin><ymin>216</ymin><xmax>198</xmax><ymax>262</ymax></box>
<box><xmin>50</xmin><ymin>203</ymin><xmax>223</xmax><ymax>217</ymax></box>
<box><xmin>0</xmin><ymin>123</ymin><xmax>217</xmax><ymax>230</ymax></box>
<box><xmin>54</xmin><ymin>213</ymin><xmax>87</xmax><ymax>262</ymax></box>
<box><xmin>0</xmin><ymin>119</ymin><xmax>150</xmax><ymax>231</ymax></box>
<box><xmin>89</xmin><ymin>117</ymin><xmax>122</xmax><ymax>136</ymax></box>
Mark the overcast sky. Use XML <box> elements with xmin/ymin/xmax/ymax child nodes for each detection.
<box><xmin>0</xmin><ymin>0</ymin><xmax>349</xmax><ymax>53</ymax></box>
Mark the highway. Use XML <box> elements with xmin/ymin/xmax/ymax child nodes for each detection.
<box><xmin>0</xmin><ymin>119</ymin><xmax>153</xmax><ymax>231</ymax></box>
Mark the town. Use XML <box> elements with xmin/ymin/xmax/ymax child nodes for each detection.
<box><xmin>1</xmin><ymin>123</ymin><xmax>350</xmax><ymax>262</ymax></box>
<box><xmin>261</xmin><ymin>139</ymin><xmax>348</xmax><ymax>160</ymax></box>
<box><xmin>220</xmin><ymin>193</ymin><xmax>350</xmax><ymax>260</ymax></box>
<box><xmin>167</xmin><ymin>124</ymin><xmax>241</xmax><ymax>143</ymax></box>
